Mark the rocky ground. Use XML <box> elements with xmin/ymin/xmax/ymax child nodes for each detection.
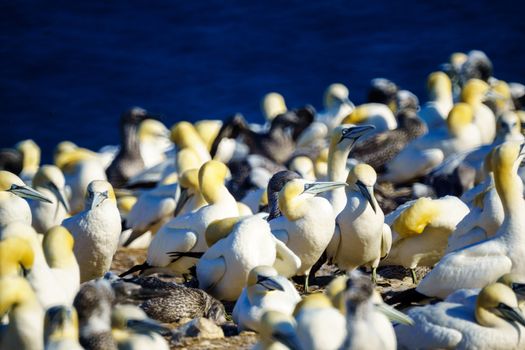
<box><xmin>111</xmin><ymin>248</ymin><xmax>428</xmax><ymax>349</ymax></box>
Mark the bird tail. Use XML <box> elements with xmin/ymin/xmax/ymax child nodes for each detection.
<box><xmin>119</xmin><ymin>261</ymin><xmax>152</xmax><ymax>278</ymax></box>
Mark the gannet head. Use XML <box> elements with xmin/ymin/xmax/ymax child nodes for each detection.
<box><xmin>259</xmin><ymin>310</ymin><xmax>301</xmax><ymax>350</ymax></box>
<box><xmin>44</xmin><ymin>305</ymin><xmax>79</xmax><ymax>345</ymax></box>
<box><xmin>43</xmin><ymin>226</ymin><xmax>75</xmax><ymax>269</ymax></box>
<box><xmin>138</xmin><ymin>118</ymin><xmax>169</xmax><ymax>142</ymax></box>
<box><xmin>324</xmin><ymin>83</ymin><xmax>351</xmax><ymax>110</ymax></box>
<box><xmin>0</xmin><ymin>236</ymin><xmax>34</xmax><ymax>278</ymax></box>
<box><xmin>170</xmin><ymin>121</ymin><xmax>202</xmax><ymax>149</ymax></box>
<box><xmin>262</xmin><ymin>92</ymin><xmax>288</xmax><ymax>121</ymax></box>
<box><xmin>266</xmin><ymin>170</ymin><xmax>302</xmax><ymax>221</ymax></box>
<box><xmin>491</xmin><ymin>80</ymin><xmax>513</xmax><ymax>113</ymax></box>
<box><xmin>84</xmin><ymin>180</ymin><xmax>116</xmax><ymax>210</ymax></box>
<box><xmin>0</xmin><ymin>277</ymin><xmax>37</xmax><ymax>316</ymax></box>
<box><xmin>294</xmin><ymin>293</ymin><xmax>334</xmax><ymax>316</ymax></box>
<box><xmin>289</xmin><ymin>156</ymin><xmax>316</xmax><ymax>181</ymax></box>
<box><xmin>475</xmin><ymin>283</ymin><xmax>525</xmax><ymax>328</ymax></box>
<box><xmin>427</xmin><ymin>71</ymin><xmax>452</xmax><ymax>100</ymax></box>
<box><xmin>346</xmin><ymin>163</ymin><xmax>378</xmax><ymax>213</ymax></box>
<box><xmin>447</xmin><ymin>103</ymin><xmax>474</xmax><ymax>136</ymax></box>
<box><xmin>326</xmin><ymin>275</ymin><xmax>347</xmax><ymax>312</ymax></box>
<box><xmin>497</xmin><ymin>111</ymin><xmax>520</xmax><ymax>139</ymax></box>
<box><xmin>15</xmin><ymin>139</ymin><xmax>40</xmax><ymax>174</ymax></box>
<box><xmin>176</xmin><ymin>147</ymin><xmax>201</xmax><ymax>175</ymax></box>
<box><xmin>392</xmin><ymin>197</ymin><xmax>440</xmax><ymax>238</ymax></box>
<box><xmin>195</xmin><ymin>120</ymin><xmax>223</xmax><ymax>151</ymax></box>
<box><xmin>450</xmin><ymin>52</ymin><xmax>468</xmax><ymax>71</ymax></box>
<box><xmin>0</xmin><ymin>170</ymin><xmax>52</xmax><ymax>203</ymax></box>
<box><xmin>32</xmin><ymin>165</ymin><xmax>70</xmax><ymax>212</ymax></box>
<box><xmin>247</xmin><ymin>266</ymin><xmax>284</xmax><ymax>296</ymax></box>
<box><xmin>461</xmin><ymin>79</ymin><xmax>490</xmax><ymax>105</ymax></box>
<box><xmin>329</xmin><ymin>124</ymin><xmax>375</xmax><ymax>152</ymax></box>
<box><xmin>198</xmin><ymin>160</ymin><xmax>229</xmax><ymax>204</ymax></box>
<box><xmin>204</xmin><ymin>217</ymin><xmax>240</xmax><ymax>247</ymax></box>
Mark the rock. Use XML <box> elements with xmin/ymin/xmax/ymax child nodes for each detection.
<box><xmin>173</xmin><ymin>317</ymin><xmax>224</xmax><ymax>342</ymax></box>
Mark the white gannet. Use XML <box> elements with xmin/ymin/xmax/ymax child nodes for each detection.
<box><xmin>111</xmin><ymin>304</ymin><xmax>170</xmax><ymax>350</ymax></box>
<box><xmin>396</xmin><ymin>283</ymin><xmax>525</xmax><ymax>350</ymax></box>
<box><xmin>63</xmin><ymin>180</ymin><xmax>121</xmax><ymax>282</ymax></box>
<box><xmin>381</xmin><ymin>196</ymin><xmax>469</xmax><ymax>283</ymax></box>
<box><xmin>269</xmin><ymin>179</ymin><xmax>346</xmax><ymax>291</ymax></box>
<box><xmin>137</xmin><ymin>118</ymin><xmax>172</xmax><ymax>168</ymax></box>
<box><xmin>172</xmin><ymin>168</ymin><xmax>208</xmax><ymax>216</ymax></box>
<box><xmin>253</xmin><ymin>310</ymin><xmax>302</xmax><ymax>350</ymax></box>
<box><xmin>0</xmin><ymin>277</ymin><xmax>45</xmax><ymax>350</ymax></box>
<box><xmin>342</xmin><ymin>103</ymin><xmax>397</xmax><ymax>136</ymax></box>
<box><xmin>461</xmin><ymin>78</ymin><xmax>497</xmax><ymax>144</ymax></box>
<box><xmin>0</xmin><ymin>236</ymin><xmax>34</xmax><ymax>278</ymax></box>
<box><xmin>123</xmin><ymin>160</ymin><xmax>238</xmax><ymax>277</ymax></box>
<box><xmin>29</xmin><ymin>165</ymin><xmax>70</xmax><ymax>234</ymax></box>
<box><xmin>316</xmin><ymin>83</ymin><xmax>355</xmax><ymax>131</ymax></box>
<box><xmin>417</xmin><ymin>142</ymin><xmax>525</xmax><ymax>299</ymax></box>
<box><xmin>190</xmin><ymin>216</ymin><xmax>300</xmax><ymax>301</ymax></box>
<box><xmin>294</xmin><ymin>293</ymin><xmax>347</xmax><ymax>350</ymax></box>
<box><xmin>195</xmin><ymin>119</ymin><xmax>223</xmax><ymax>151</ymax></box>
<box><xmin>1</xmin><ymin>222</ymin><xmax>67</xmax><ymax>308</ymax></box>
<box><xmin>43</xmin><ymin>305</ymin><xmax>83</xmax><ymax>350</ymax></box>
<box><xmin>15</xmin><ymin>139</ymin><xmax>41</xmax><ymax>185</ymax></box>
<box><xmin>233</xmin><ymin>266</ymin><xmax>301</xmax><ymax>333</ymax></box>
<box><xmin>261</xmin><ymin>92</ymin><xmax>288</xmax><ymax>122</ymax></box>
<box><xmin>170</xmin><ymin>121</ymin><xmax>211</xmax><ymax>166</ymax></box>
<box><xmin>0</xmin><ymin>170</ymin><xmax>52</xmax><ymax>227</ymax></box>
<box><xmin>323</xmin><ymin>124</ymin><xmax>375</xmax><ymax>216</ymax></box>
<box><xmin>327</xmin><ymin>164</ymin><xmax>391</xmax><ymax>282</ymax></box>
<box><xmin>42</xmin><ymin>226</ymin><xmax>80</xmax><ymax>305</ymax></box>
<box><xmin>382</xmin><ymin>102</ymin><xmax>482</xmax><ymax>184</ymax></box>
<box><xmin>419</xmin><ymin>71</ymin><xmax>453</xmax><ymax>130</ymax></box>
<box><xmin>340</xmin><ymin>271</ymin><xmax>396</xmax><ymax>350</ymax></box>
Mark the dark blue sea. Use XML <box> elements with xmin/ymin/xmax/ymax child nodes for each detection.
<box><xmin>1</xmin><ymin>0</ymin><xmax>524</xmax><ymax>162</ymax></box>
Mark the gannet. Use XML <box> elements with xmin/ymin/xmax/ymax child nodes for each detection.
<box><xmin>15</xmin><ymin>139</ymin><xmax>41</xmax><ymax>184</ymax></box>
<box><xmin>63</xmin><ymin>180</ymin><xmax>121</xmax><ymax>282</ymax></box>
<box><xmin>253</xmin><ymin>310</ymin><xmax>302</xmax><ymax>350</ymax></box>
<box><xmin>288</xmin><ymin>156</ymin><xmax>316</xmax><ymax>181</ymax></box>
<box><xmin>137</xmin><ymin>118</ymin><xmax>172</xmax><ymax>168</ymax></box>
<box><xmin>173</xmin><ymin>168</ymin><xmax>207</xmax><ymax>216</ymax></box>
<box><xmin>380</xmin><ymin>196</ymin><xmax>469</xmax><ymax>283</ymax></box>
<box><xmin>294</xmin><ymin>293</ymin><xmax>347</xmax><ymax>350</ymax></box>
<box><xmin>367</xmin><ymin>78</ymin><xmax>398</xmax><ymax>111</ymax></box>
<box><xmin>188</xmin><ymin>216</ymin><xmax>300</xmax><ymax>301</ymax></box>
<box><xmin>266</xmin><ymin>171</ymin><xmax>301</xmax><ymax>221</ymax></box>
<box><xmin>262</xmin><ymin>92</ymin><xmax>288</xmax><ymax>122</ymax></box>
<box><xmin>44</xmin><ymin>305</ymin><xmax>83</xmax><ymax>350</ymax></box>
<box><xmin>417</xmin><ymin>142</ymin><xmax>525</xmax><ymax>298</ymax></box>
<box><xmin>461</xmin><ymin>78</ymin><xmax>497</xmax><ymax>144</ymax></box>
<box><xmin>326</xmin><ymin>164</ymin><xmax>390</xmax><ymax>282</ymax></box>
<box><xmin>29</xmin><ymin>165</ymin><xmax>70</xmax><ymax>234</ymax></box>
<box><xmin>122</xmin><ymin>160</ymin><xmax>238</xmax><ymax>277</ymax></box>
<box><xmin>340</xmin><ymin>271</ymin><xmax>396</xmax><ymax>350</ymax></box>
<box><xmin>323</xmin><ymin>124</ymin><xmax>375</xmax><ymax>215</ymax></box>
<box><xmin>396</xmin><ymin>283</ymin><xmax>525</xmax><ymax>349</ymax></box>
<box><xmin>342</xmin><ymin>102</ymin><xmax>397</xmax><ymax>135</ymax></box>
<box><xmin>419</xmin><ymin>71</ymin><xmax>454</xmax><ymax>130</ymax></box>
<box><xmin>0</xmin><ymin>170</ymin><xmax>52</xmax><ymax>227</ymax></box>
<box><xmin>195</xmin><ymin>119</ymin><xmax>223</xmax><ymax>152</ymax></box>
<box><xmin>317</xmin><ymin>83</ymin><xmax>355</xmax><ymax>131</ymax></box>
<box><xmin>233</xmin><ymin>266</ymin><xmax>301</xmax><ymax>332</ymax></box>
<box><xmin>42</xmin><ymin>226</ymin><xmax>80</xmax><ymax>304</ymax></box>
<box><xmin>106</xmin><ymin>107</ymin><xmax>152</xmax><ymax>188</ymax></box>
<box><xmin>171</xmin><ymin>121</ymin><xmax>211</xmax><ymax>166</ymax></box>
<box><xmin>0</xmin><ymin>236</ymin><xmax>34</xmax><ymax>278</ymax></box>
<box><xmin>269</xmin><ymin>179</ymin><xmax>346</xmax><ymax>291</ymax></box>
<box><xmin>460</xmin><ymin>50</ymin><xmax>493</xmax><ymax>85</ymax></box>
<box><xmin>0</xmin><ymin>277</ymin><xmax>44</xmax><ymax>350</ymax></box>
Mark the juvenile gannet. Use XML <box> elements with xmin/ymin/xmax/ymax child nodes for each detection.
<box><xmin>460</xmin><ymin>50</ymin><xmax>493</xmax><ymax>85</ymax></box>
<box><xmin>380</xmin><ymin>196</ymin><xmax>469</xmax><ymax>283</ymax></box>
<box><xmin>15</xmin><ymin>139</ymin><xmax>41</xmax><ymax>184</ymax></box>
<box><xmin>29</xmin><ymin>165</ymin><xmax>70</xmax><ymax>234</ymax></box>
<box><xmin>42</xmin><ymin>226</ymin><xmax>80</xmax><ymax>304</ymax></box>
<box><xmin>324</xmin><ymin>124</ymin><xmax>375</xmax><ymax>215</ymax></box>
<box><xmin>418</xmin><ymin>71</ymin><xmax>454</xmax><ymax>129</ymax></box>
<box><xmin>327</xmin><ymin>164</ymin><xmax>390</xmax><ymax>282</ymax></box>
<box><xmin>342</xmin><ymin>102</ymin><xmax>397</xmax><ymax>135</ymax></box>
<box><xmin>417</xmin><ymin>142</ymin><xmax>525</xmax><ymax>298</ymax></box>
<box><xmin>0</xmin><ymin>236</ymin><xmax>34</xmax><ymax>278</ymax></box>
<box><xmin>0</xmin><ymin>146</ymin><xmax>23</xmax><ymax>175</ymax></box>
<box><xmin>122</xmin><ymin>160</ymin><xmax>238</xmax><ymax>277</ymax></box>
<box><xmin>44</xmin><ymin>305</ymin><xmax>83</xmax><ymax>350</ymax></box>
<box><xmin>294</xmin><ymin>293</ymin><xmax>347</xmax><ymax>350</ymax></box>
<box><xmin>269</xmin><ymin>179</ymin><xmax>346</xmax><ymax>291</ymax></box>
<box><xmin>63</xmin><ymin>180</ymin><xmax>121</xmax><ymax>282</ymax></box>
<box><xmin>188</xmin><ymin>216</ymin><xmax>300</xmax><ymax>301</ymax></box>
<box><xmin>106</xmin><ymin>107</ymin><xmax>152</xmax><ymax>188</ymax></box>
<box><xmin>396</xmin><ymin>282</ymin><xmax>525</xmax><ymax>349</ymax></box>
<box><xmin>233</xmin><ymin>266</ymin><xmax>301</xmax><ymax>333</ymax></box>
<box><xmin>367</xmin><ymin>78</ymin><xmax>398</xmax><ymax>111</ymax></box>
<box><xmin>0</xmin><ymin>170</ymin><xmax>52</xmax><ymax>227</ymax></box>
<box><xmin>382</xmin><ymin>103</ymin><xmax>482</xmax><ymax>184</ymax></box>
<box><xmin>0</xmin><ymin>277</ymin><xmax>44</xmax><ymax>350</ymax></box>
<box><xmin>461</xmin><ymin>78</ymin><xmax>497</xmax><ymax>144</ymax></box>
<box><xmin>111</xmin><ymin>304</ymin><xmax>170</xmax><ymax>350</ymax></box>
<box><xmin>340</xmin><ymin>271</ymin><xmax>396</xmax><ymax>350</ymax></box>
<box><xmin>253</xmin><ymin>310</ymin><xmax>302</xmax><ymax>350</ymax></box>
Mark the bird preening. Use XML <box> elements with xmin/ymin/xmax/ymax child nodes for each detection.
<box><xmin>3</xmin><ymin>49</ymin><xmax>525</xmax><ymax>350</ymax></box>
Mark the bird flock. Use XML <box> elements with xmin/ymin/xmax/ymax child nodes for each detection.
<box><xmin>2</xmin><ymin>49</ymin><xmax>525</xmax><ymax>350</ymax></box>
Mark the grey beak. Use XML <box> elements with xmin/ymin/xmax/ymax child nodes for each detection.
<box><xmin>48</xmin><ymin>182</ymin><xmax>70</xmax><ymax>213</ymax></box>
<box><xmin>497</xmin><ymin>303</ymin><xmax>525</xmax><ymax>327</ymax></box>
<box><xmin>303</xmin><ymin>181</ymin><xmax>347</xmax><ymax>195</ymax></box>
<box><xmin>8</xmin><ymin>184</ymin><xmax>52</xmax><ymax>203</ymax></box>
<box><xmin>257</xmin><ymin>275</ymin><xmax>285</xmax><ymax>292</ymax></box>
<box><xmin>356</xmin><ymin>180</ymin><xmax>377</xmax><ymax>213</ymax></box>
<box><xmin>338</xmin><ymin>125</ymin><xmax>375</xmax><ymax>144</ymax></box>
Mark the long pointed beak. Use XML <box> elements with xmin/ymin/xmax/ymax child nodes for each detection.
<box><xmin>339</xmin><ymin>125</ymin><xmax>375</xmax><ymax>143</ymax></box>
<box><xmin>356</xmin><ymin>181</ymin><xmax>377</xmax><ymax>213</ymax></box>
<box><xmin>497</xmin><ymin>303</ymin><xmax>525</xmax><ymax>327</ymax></box>
<box><xmin>91</xmin><ymin>192</ymin><xmax>108</xmax><ymax>210</ymax></box>
<box><xmin>8</xmin><ymin>184</ymin><xmax>52</xmax><ymax>203</ymax></box>
<box><xmin>484</xmin><ymin>89</ymin><xmax>504</xmax><ymax>101</ymax></box>
<box><xmin>48</xmin><ymin>182</ymin><xmax>70</xmax><ymax>213</ymax></box>
<box><xmin>303</xmin><ymin>181</ymin><xmax>347</xmax><ymax>195</ymax></box>
<box><xmin>257</xmin><ymin>276</ymin><xmax>285</xmax><ymax>292</ymax></box>
<box><xmin>174</xmin><ymin>187</ymin><xmax>192</xmax><ymax>217</ymax></box>
<box><xmin>374</xmin><ymin>302</ymin><xmax>414</xmax><ymax>326</ymax></box>
<box><xmin>127</xmin><ymin>318</ymin><xmax>172</xmax><ymax>335</ymax></box>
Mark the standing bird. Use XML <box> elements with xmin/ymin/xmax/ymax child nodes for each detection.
<box><xmin>106</xmin><ymin>107</ymin><xmax>152</xmax><ymax>188</ymax></box>
<box><xmin>461</xmin><ymin>79</ymin><xmax>497</xmax><ymax>145</ymax></box>
<box><xmin>63</xmin><ymin>180</ymin><xmax>121</xmax><ymax>282</ymax></box>
<box><xmin>29</xmin><ymin>165</ymin><xmax>70</xmax><ymax>234</ymax></box>
<box><xmin>419</xmin><ymin>71</ymin><xmax>454</xmax><ymax>130</ymax></box>
<box><xmin>44</xmin><ymin>305</ymin><xmax>84</xmax><ymax>350</ymax></box>
<box><xmin>317</xmin><ymin>83</ymin><xmax>355</xmax><ymax>131</ymax></box>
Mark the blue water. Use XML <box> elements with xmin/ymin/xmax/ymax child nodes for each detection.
<box><xmin>1</xmin><ymin>1</ymin><xmax>524</xmax><ymax>162</ymax></box>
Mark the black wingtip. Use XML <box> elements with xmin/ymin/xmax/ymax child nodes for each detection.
<box><xmin>119</xmin><ymin>261</ymin><xmax>152</xmax><ymax>278</ymax></box>
<box><xmin>385</xmin><ymin>287</ymin><xmax>430</xmax><ymax>307</ymax></box>
<box><xmin>167</xmin><ymin>251</ymin><xmax>205</xmax><ymax>262</ymax></box>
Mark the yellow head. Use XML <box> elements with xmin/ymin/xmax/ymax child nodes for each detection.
<box><xmin>138</xmin><ymin>119</ymin><xmax>169</xmax><ymax>142</ymax></box>
<box><xmin>0</xmin><ymin>277</ymin><xmax>38</xmax><ymax>316</ymax></box>
<box><xmin>85</xmin><ymin>180</ymin><xmax>116</xmax><ymax>209</ymax></box>
<box><xmin>195</xmin><ymin>120</ymin><xmax>222</xmax><ymax>151</ymax></box>
<box><xmin>247</xmin><ymin>266</ymin><xmax>278</xmax><ymax>287</ymax></box>
<box><xmin>179</xmin><ymin>168</ymin><xmax>200</xmax><ymax>191</ymax></box>
<box><xmin>262</xmin><ymin>92</ymin><xmax>288</xmax><ymax>121</ymax></box>
<box><xmin>0</xmin><ymin>236</ymin><xmax>34</xmax><ymax>278</ymax></box>
<box><xmin>461</xmin><ymin>79</ymin><xmax>490</xmax><ymax>105</ymax></box>
<box><xmin>447</xmin><ymin>103</ymin><xmax>474</xmax><ymax>136</ymax></box>
<box><xmin>289</xmin><ymin>156</ymin><xmax>315</xmax><ymax>181</ymax></box>
<box><xmin>492</xmin><ymin>142</ymin><xmax>524</xmax><ymax>200</ymax></box>
<box><xmin>0</xmin><ymin>170</ymin><xmax>25</xmax><ymax>191</ymax></box>
<box><xmin>44</xmin><ymin>305</ymin><xmax>79</xmax><ymax>344</ymax></box>
<box><xmin>475</xmin><ymin>283</ymin><xmax>524</xmax><ymax>327</ymax></box>
<box><xmin>43</xmin><ymin>226</ymin><xmax>75</xmax><ymax>268</ymax></box>
<box><xmin>278</xmin><ymin>179</ymin><xmax>306</xmax><ymax>221</ymax></box>
<box><xmin>15</xmin><ymin>139</ymin><xmax>40</xmax><ymax>173</ymax></box>
<box><xmin>293</xmin><ymin>293</ymin><xmax>333</xmax><ymax>316</ymax></box>
<box><xmin>205</xmin><ymin>217</ymin><xmax>240</xmax><ymax>246</ymax></box>
<box><xmin>170</xmin><ymin>121</ymin><xmax>203</xmax><ymax>149</ymax></box>
<box><xmin>346</xmin><ymin>163</ymin><xmax>377</xmax><ymax>187</ymax></box>
<box><xmin>54</xmin><ymin>144</ymin><xmax>98</xmax><ymax>171</ymax></box>
<box><xmin>32</xmin><ymin>165</ymin><xmax>66</xmax><ymax>189</ymax></box>
<box><xmin>427</xmin><ymin>71</ymin><xmax>452</xmax><ymax>99</ymax></box>
<box><xmin>342</xmin><ymin>105</ymin><xmax>368</xmax><ymax>124</ymax></box>
<box><xmin>259</xmin><ymin>310</ymin><xmax>298</xmax><ymax>348</ymax></box>
<box><xmin>450</xmin><ymin>52</ymin><xmax>468</xmax><ymax>69</ymax></box>
<box><xmin>492</xmin><ymin>80</ymin><xmax>512</xmax><ymax>112</ymax></box>
<box><xmin>393</xmin><ymin>197</ymin><xmax>440</xmax><ymax>238</ymax></box>
<box><xmin>324</xmin><ymin>83</ymin><xmax>349</xmax><ymax>109</ymax></box>
<box><xmin>325</xmin><ymin>275</ymin><xmax>347</xmax><ymax>313</ymax></box>
<box><xmin>176</xmin><ymin>147</ymin><xmax>202</xmax><ymax>174</ymax></box>
<box><xmin>198</xmin><ymin>160</ymin><xmax>229</xmax><ymax>204</ymax></box>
